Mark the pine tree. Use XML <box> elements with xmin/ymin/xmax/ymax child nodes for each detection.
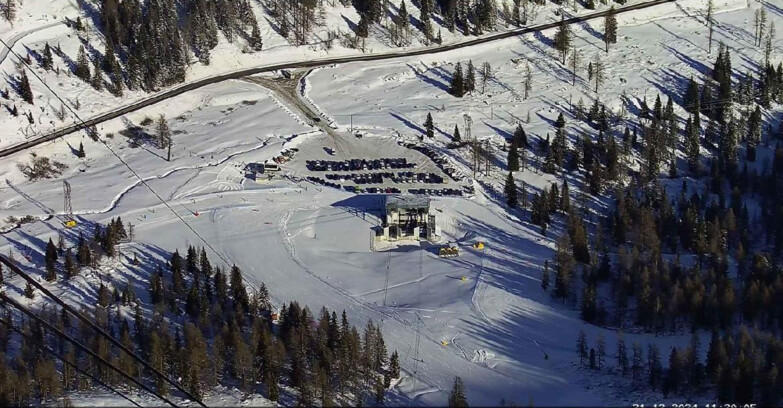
<box><xmin>664</xmin><ymin>347</ymin><xmax>682</xmax><ymax>396</ymax></box>
<box><xmin>453</xmin><ymin>124</ymin><xmax>462</xmax><ymax>143</ymax></box>
<box><xmin>450</xmin><ymin>62</ymin><xmax>465</xmax><ymax>97</ymax></box>
<box><xmin>2</xmin><ymin>0</ymin><xmax>16</xmax><ymax>23</ymax></box>
<box><xmin>18</xmin><ymin>70</ymin><xmax>33</xmax><ymax>104</ymax></box>
<box><xmin>97</xmin><ymin>282</ymin><xmax>111</xmax><ymax>307</ymax></box>
<box><xmin>230</xmin><ymin>264</ymin><xmax>249</xmax><ymax>313</ymax></box>
<box><xmin>465</xmin><ymin>60</ymin><xmax>476</xmax><ymax>93</ymax></box>
<box><xmin>554</xmin><ymin>16</ymin><xmax>571</xmax><ymax>64</ymax></box>
<box><xmin>514</xmin><ymin>125</ymin><xmax>527</xmax><ymax>147</ymax></box>
<box><xmin>424</xmin><ymin>113</ymin><xmax>434</xmax><ymax>138</ymax></box>
<box><xmin>448</xmin><ymin>377</ymin><xmax>469</xmax><ymax>407</ymax></box>
<box><xmin>250</xmin><ymin>22</ymin><xmax>264</xmax><ymax>51</ymax></box>
<box><xmin>604</xmin><ymin>6</ymin><xmax>617</xmax><ymax>53</ymax></box>
<box><xmin>91</xmin><ymin>57</ymin><xmax>102</xmax><ymax>90</ymax></box>
<box><xmin>45</xmin><ymin>238</ymin><xmax>58</xmax><ymax>281</ymax></box>
<box><xmin>592</xmin><ymin>53</ymin><xmax>605</xmax><ymax>93</ymax></box>
<box><xmin>390</xmin><ymin>350</ymin><xmax>401</xmax><ymax>378</ymax></box>
<box><xmin>157</xmin><ymin>115</ymin><xmax>171</xmax><ymax>150</ymax></box>
<box><xmin>648</xmin><ymin>344</ymin><xmax>663</xmax><ymax>389</ymax></box>
<box><xmin>576</xmin><ymin>329</ymin><xmax>588</xmax><ymax>365</ymax></box>
<box><xmin>617</xmin><ymin>333</ymin><xmax>629</xmax><ymax>376</ymax></box>
<box><xmin>504</xmin><ymin>172</ymin><xmax>518</xmax><ymax>207</ymax></box>
<box><xmin>523</xmin><ymin>60</ymin><xmax>532</xmax><ymax>99</ymax></box>
<box><xmin>42</xmin><ymin>43</ymin><xmax>53</xmax><ymax>70</ymax></box>
<box><xmin>631</xmin><ymin>342</ymin><xmax>644</xmax><ymax>387</ymax></box>
<box><xmin>64</xmin><ymin>249</ymin><xmax>76</xmax><ymax>278</ymax></box>
<box><xmin>24</xmin><ymin>282</ymin><xmax>35</xmax><ymax>298</ymax></box>
<box><xmin>507</xmin><ymin>141</ymin><xmax>519</xmax><ymax>171</ymax></box>
<box><xmin>569</xmin><ymin>47</ymin><xmax>582</xmax><ymax>86</ymax></box>
<box><xmin>684</xmin><ymin>76</ymin><xmax>700</xmax><ymax>113</ymax></box>
<box><xmin>75</xmin><ymin>45</ymin><xmax>90</xmax><ymax>81</ymax></box>
<box><xmin>580</xmin><ymin>284</ymin><xmax>597</xmax><ymax>322</ymax></box>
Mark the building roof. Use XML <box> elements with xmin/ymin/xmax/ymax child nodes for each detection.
<box><xmin>385</xmin><ymin>195</ymin><xmax>430</xmax><ymax>212</ymax></box>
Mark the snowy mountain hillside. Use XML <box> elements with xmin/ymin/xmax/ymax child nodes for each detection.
<box><xmin>0</xmin><ymin>0</ymin><xmax>783</xmax><ymax>406</ymax></box>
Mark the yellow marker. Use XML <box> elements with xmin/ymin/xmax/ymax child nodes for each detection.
<box><xmin>461</xmin><ymin>276</ymin><xmax>467</xmax><ymax>281</ymax></box>
<box><xmin>441</xmin><ymin>340</ymin><xmax>449</xmax><ymax>346</ymax></box>
<box><xmin>64</xmin><ymin>220</ymin><xmax>77</xmax><ymax>228</ymax></box>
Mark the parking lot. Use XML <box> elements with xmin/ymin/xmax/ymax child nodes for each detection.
<box><xmin>286</xmin><ymin>133</ymin><xmax>473</xmax><ymax>197</ymax></box>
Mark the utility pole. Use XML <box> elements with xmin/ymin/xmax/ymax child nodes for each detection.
<box><xmin>485</xmin><ymin>140</ymin><xmax>491</xmax><ymax>176</ymax></box>
<box><xmin>63</xmin><ymin>180</ymin><xmax>72</xmax><ymax>220</ymax></box>
<box><xmin>167</xmin><ymin>142</ymin><xmax>171</xmax><ymax>162</ymax></box>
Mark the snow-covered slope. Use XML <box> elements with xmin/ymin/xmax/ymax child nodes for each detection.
<box><xmin>0</xmin><ymin>0</ymin><xmax>781</xmax><ymax>406</ymax></box>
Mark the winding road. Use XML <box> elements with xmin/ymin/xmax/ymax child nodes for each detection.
<box><xmin>0</xmin><ymin>0</ymin><xmax>675</xmax><ymax>158</ymax></box>
<box><xmin>0</xmin><ymin>21</ymin><xmax>63</xmax><ymax>66</ymax></box>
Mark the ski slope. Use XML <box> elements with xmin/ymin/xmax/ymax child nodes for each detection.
<box><xmin>0</xmin><ymin>0</ymin><xmax>781</xmax><ymax>405</ymax></box>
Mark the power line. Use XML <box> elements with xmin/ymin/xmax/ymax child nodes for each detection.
<box><xmin>0</xmin><ymin>254</ymin><xmax>204</xmax><ymax>407</ymax></box>
<box><xmin>0</xmin><ymin>317</ymin><xmax>143</xmax><ymax>408</ymax></box>
<box><xmin>1</xmin><ymin>36</ymin><xmax>268</xmax><ymax>306</ymax></box>
<box><xmin>0</xmin><ymin>292</ymin><xmax>176</xmax><ymax>407</ymax></box>
<box><xmin>0</xmin><ymin>37</ymin><xmax>233</xmax><ymax>273</ymax></box>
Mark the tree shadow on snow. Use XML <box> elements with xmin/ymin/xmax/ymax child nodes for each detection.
<box><xmin>391</xmin><ymin>111</ymin><xmax>427</xmax><ymax>135</ymax></box>
<box><xmin>406</xmin><ymin>63</ymin><xmax>450</xmax><ymax>93</ymax></box>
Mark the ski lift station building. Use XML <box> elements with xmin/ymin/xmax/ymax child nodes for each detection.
<box><xmin>378</xmin><ymin>195</ymin><xmax>439</xmax><ymax>241</ymax></box>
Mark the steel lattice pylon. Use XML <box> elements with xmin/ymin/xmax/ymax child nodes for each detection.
<box><xmin>63</xmin><ymin>180</ymin><xmax>72</xmax><ymax>218</ymax></box>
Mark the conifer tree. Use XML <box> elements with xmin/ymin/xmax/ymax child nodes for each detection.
<box><xmin>592</xmin><ymin>53</ymin><xmax>605</xmax><ymax>93</ymax></box>
<box><xmin>19</xmin><ymin>70</ymin><xmax>33</xmax><ymax>104</ymax></box>
<box><xmin>504</xmin><ymin>172</ymin><xmax>518</xmax><ymax>207</ymax></box>
<box><xmin>63</xmin><ymin>249</ymin><xmax>76</xmax><ymax>279</ymax></box>
<box><xmin>684</xmin><ymin>76</ymin><xmax>699</xmax><ymax>113</ymax></box>
<box><xmin>523</xmin><ymin>60</ymin><xmax>532</xmax><ymax>99</ymax></box>
<box><xmin>465</xmin><ymin>60</ymin><xmax>476</xmax><ymax>93</ymax></box>
<box><xmin>450</xmin><ymin>62</ymin><xmax>465</xmax><ymax>97</ymax></box>
<box><xmin>648</xmin><ymin>344</ymin><xmax>663</xmax><ymax>389</ymax></box>
<box><xmin>424</xmin><ymin>113</ymin><xmax>434</xmax><ymax>138</ymax></box>
<box><xmin>514</xmin><ymin>124</ymin><xmax>528</xmax><ymax>147</ymax></box>
<box><xmin>2</xmin><ymin>0</ymin><xmax>16</xmax><ymax>23</ymax></box>
<box><xmin>664</xmin><ymin>347</ymin><xmax>682</xmax><ymax>396</ymax></box>
<box><xmin>24</xmin><ymin>282</ymin><xmax>35</xmax><ymax>298</ymax></box>
<box><xmin>541</xmin><ymin>260</ymin><xmax>550</xmax><ymax>291</ymax></box>
<box><xmin>74</xmin><ymin>45</ymin><xmax>90</xmax><ymax>81</ymax></box>
<box><xmin>576</xmin><ymin>329</ymin><xmax>588</xmax><ymax>365</ymax></box>
<box><xmin>157</xmin><ymin>115</ymin><xmax>172</xmax><ymax>150</ymax></box>
<box><xmin>631</xmin><ymin>342</ymin><xmax>644</xmax><ymax>387</ymax></box>
<box><xmin>76</xmin><ymin>142</ymin><xmax>85</xmax><ymax>158</ymax></box>
<box><xmin>604</xmin><ymin>6</ymin><xmax>617</xmax><ymax>53</ymax></box>
<box><xmin>91</xmin><ymin>57</ymin><xmax>103</xmax><ymax>90</ymax></box>
<box><xmin>448</xmin><ymin>377</ymin><xmax>469</xmax><ymax>407</ymax></box>
<box><xmin>453</xmin><ymin>124</ymin><xmax>462</xmax><ymax>143</ymax></box>
<box><xmin>554</xmin><ymin>16</ymin><xmax>571</xmax><ymax>64</ymax></box>
<box><xmin>569</xmin><ymin>47</ymin><xmax>582</xmax><ymax>86</ymax></box>
<box><xmin>617</xmin><ymin>333</ymin><xmax>629</xmax><ymax>375</ymax></box>
<box><xmin>507</xmin><ymin>140</ymin><xmax>519</xmax><ymax>171</ymax></box>
<box><xmin>420</xmin><ymin>0</ymin><xmax>433</xmax><ymax>39</ymax></box>
<box><xmin>230</xmin><ymin>264</ymin><xmax>249</xmax><ymax>313</ymax></box>
<box><xmin>390</xmin><ymin>350</ymin><xmax>401</xmax><ymax>378</ymax></box>
<box><xmin>45</xmin><ymin>238</ymin><xmax>57</xmax><ymax>281</ymax></box>
<box><xmin>42</xmin><ymin>43</ymin><xmax>53</xmax><ymax>70</ymax></box>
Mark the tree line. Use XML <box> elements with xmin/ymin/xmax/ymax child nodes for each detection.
<box><xmin>1</xmin><ymin>217</ymin><xmax>404</xmax><ymax>406</ymax></box>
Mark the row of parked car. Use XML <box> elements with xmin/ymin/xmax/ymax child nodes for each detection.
<box><xmin>407</xmin><ymin>188</ymin><xmax>464</xmax><ymax>197</ymax></box>
<box><xmin>399</xmin><ymin>142</ymin><xmax>466</xmax><ymax>182</ymax></box>
<box><xmin>306</xmin><ymin>158</ymin><xmax>416</xmax><ymax>172</ymax></box>
<box><xmin>347</xmin><ymin>186</ymin><xmax>402</xmax><ymax>194</ymax></box>
<box><xmin>306</xmin><ymin>176</ymin><xmax>341</xmax><ymax>190</ymax></box>
<box><xmin>323</xmin><ymin>171</ymin><xmax>446</xmax><ymax>184</ymax></box>
<box><xmin>307</xmin><ymin>175</ymin><xmax>468</xmax><ymax>197</ymax></box>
